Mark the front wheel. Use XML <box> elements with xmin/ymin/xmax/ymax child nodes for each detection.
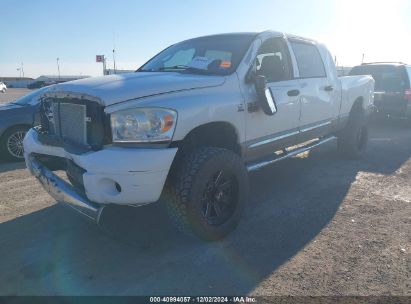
<box><xmin>0</xmin><ymin>126</ymin><xmax>28</xmax><ymax>161</ymax></box>
<box><xmin>163</xmin><ymin>147</ymin><xmax>248</xmax><ymax>241</ymax></box>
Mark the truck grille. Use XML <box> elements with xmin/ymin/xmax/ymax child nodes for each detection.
<box><xmin>52</xmin><ymin>103</ymin><xmax>87</xmax><ymax>145</ymax></box>
<box><xmin>40</xmin><ymin>97</ymin><xmax>111</xmax><ymax>151</ymax></box>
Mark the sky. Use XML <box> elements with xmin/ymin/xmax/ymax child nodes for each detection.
<box><xmin>1</xmin><ymin>0</ymin><xmax>410</xmax><ymax>78</ymax></box>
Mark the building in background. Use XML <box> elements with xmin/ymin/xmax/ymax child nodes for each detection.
<box><xmin>27</xmin><ymin>75</ymin><xmax>91</xmax><ymax>89</ymax></box>
<box><xmin>0</xmin><ymin>77</ymin><xmax>34</xmax><ymax>88</ymax></box>
<box><xmin>0</xmin><ymin>75</ymin><xmax>91</xmax><ymax>89</ymax></box>
<box><xmin>35</xmin><ymin>75</ymin><xmax>90</xmax><ymax>83</ymax></box>
<box><xmin>105</xmin><ymin>69</ymin><xmax>134</xmax><ymax>75</ymax></box>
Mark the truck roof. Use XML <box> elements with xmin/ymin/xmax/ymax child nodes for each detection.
<box><xmin>361</xmin><ymin>62</ymin><xmax>409</xmax><ymax>67</ymax></box>
<box><xmin>183</xmin><ymin>31</ymin><xmax>318</xmax><ymax>44</ymax></box>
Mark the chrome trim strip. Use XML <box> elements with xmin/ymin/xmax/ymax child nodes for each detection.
<box><xmin>29</xmin><ymin>157</ymin><xmax>105</xmax><ymax>223</ymax></box>
<box><xmin>300</xmin><ymin>121</ymin><xmax>331</xmax><ymax>133</ymax></box>
<box><xmin>249</xmin><ymin>131</ymin><xmax>299</xmax><ymax>149</ymax></box>
<box><xmin>247</xmin><ymin>136</ymin><xmax>336</xmax><ymax>172</ymax></box>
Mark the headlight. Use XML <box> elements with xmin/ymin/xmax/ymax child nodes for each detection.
<box><xmin>110</xmin><ymin>108</ymin><xmax>177</xmax><ymax>143</ymax></box>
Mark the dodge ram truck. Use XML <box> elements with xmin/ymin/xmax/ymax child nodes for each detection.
<box><xmin>23</xmin><ymin>31</ymin><xmax>374</xmax><ymax>240</ymax></box>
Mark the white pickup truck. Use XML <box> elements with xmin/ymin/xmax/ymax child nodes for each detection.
<box><xmin>24</xmin><ymin>31</ymin><xmax>374</xmax><ymax>240</ymax></box>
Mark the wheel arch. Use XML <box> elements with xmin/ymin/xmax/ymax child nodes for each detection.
<box><xmin>173</xmin><ymin>121</ymin><xmax>242</xmax><ymax>155</ymax></box>
<box><xmin>350</xmin><ymin>96</ymin><xmax>365</xmax><ymax>115</ymax></box>
<box><xmin>167</xmin><ymin>121</ymin><xmax>243</xmax><ymax>180</ymax></box>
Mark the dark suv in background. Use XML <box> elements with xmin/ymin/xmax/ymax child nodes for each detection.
<box><xmin>350</xmin><ymin>62</ymin><xmax>411</xmax><ymax>119</ymax></box>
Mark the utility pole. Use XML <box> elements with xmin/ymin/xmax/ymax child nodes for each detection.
<box><xmin>17</xmin><ymin>68</ymin><xmax>21</xmax><ymax>80</ymax></box>
<box><xmin>361</xmin><ymin>53</ymin><xmax>365</xmax><ymax>64</ymax></box>
<box><xmin>112</xmin><ymin>49</ymin><xmax>117</xmax><ymax>74</ymax></box>
<box><xmin>56</xmin><ymin>58</ymin><xmax>61</xmax><ymax>80</ymax></box>
<box><xmin>21</xmin><ymin>63</ymin><xmax>24</xmax><ymax>78</ymax></box>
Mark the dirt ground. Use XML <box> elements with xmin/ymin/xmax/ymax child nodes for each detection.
<box><xmin>0</xmin><ymin>88</ymin><xmax>32</xmax><ymax>105</ymax></box>
<box><xmin>0</xmin><ymin>89</ymin><xmax>409</xmax><ymax>296</ymax></box>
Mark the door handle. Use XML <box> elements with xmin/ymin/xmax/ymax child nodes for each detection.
<box><xmin>287</xmin><ymin>89</ymin><xmax>300</xmax><ymax>97</ymax></box>
<box><xmin>324</xmin><ymin>85</ymin><xmax>334</xmax><ymax>92</ymax></box>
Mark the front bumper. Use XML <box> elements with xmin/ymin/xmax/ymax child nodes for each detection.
<box><xmin>24</xmin><ymin>129</ymin><xmax>178</xmax><ymax>220</ymax></box>
<box><xmin>28</xmin><ymin>156</ymin><xmax>105</xmax><ymax>222</ymax></box>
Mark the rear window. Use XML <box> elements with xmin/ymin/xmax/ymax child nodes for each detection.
<box><xmin>290</xmin><ymin>41</ymin><xmax>326</xmax><ymax>78</ymax></box>
<box><xmin>349</xmin><ymin>65</ymin><xmax>409</xmax><ymax>91</ymax></box>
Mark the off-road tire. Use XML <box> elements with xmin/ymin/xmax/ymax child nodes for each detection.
<box><xmin>337</xmin><ymin>110</ymin><xmax>368</xmax><ymax>159</ymax></box>
<box><xmin>163</xmin><ymin>147</ymin><xmax>248</xmax><ymax>241</ymax></box>
<box><xmin>0</xmin><ymin>126</ymin><xmax>29</xmax><ymax>161</ymax></box>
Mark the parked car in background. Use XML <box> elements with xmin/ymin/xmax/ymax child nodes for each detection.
<box><xmin>0</xmin><ymin>87</ymin><xmax>51</xmax><ymax>161</ymax></box>
<box><xmin>0</xmin><ymin>82</ymin><xmax>7</xmax><ymax>93</ymax></box>
<box><xmin>27</xmin><ymin>81</ymin><xmax>46</xmax><ymax>89</ymax></box>
<box><xmin>350</xmin><ymin>62</ymin><xmax>411</xmax><ymax>119</ymax></box>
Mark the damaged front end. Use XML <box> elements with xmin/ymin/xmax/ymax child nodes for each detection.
<box><xmin>28</xmin><ymin>154</ymin><xmax>105</xmax><ymax>223</ymax></box>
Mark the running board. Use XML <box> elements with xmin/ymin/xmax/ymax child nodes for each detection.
<box><xmin>246</xmin><ymin>136</ymin><xmax>337</xmax><ymax>172</ymax></box>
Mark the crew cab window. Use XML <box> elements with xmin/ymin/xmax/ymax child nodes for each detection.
<box><xmin>290</xmin><ymin>41</ymin><xmax>326</xmax><ymax>78</ymax></box>
<box><xmin>255</xmin><ymin>38</ymin><xmax>292</xmax><ymax>82</ymax></box>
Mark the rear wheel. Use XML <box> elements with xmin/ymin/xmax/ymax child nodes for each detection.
<box><xmin>163</xmin><ymin>147</ymin><xmax>248</xmax><ymax>241</ymax></box>
<box><xmin>0</xmin><ymin>126</ymin><xmax>28</xmax><ymax>161</ymax></box>
<box><xmin>337</xmin><ymin>111</ymin><xmax>368</xmax><ymax>159</ymax></box>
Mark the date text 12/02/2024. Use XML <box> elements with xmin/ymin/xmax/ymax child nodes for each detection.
<box><xmin>149</xmin><ymin>296</ymin><xmax>257</xmax><ymax>303</ymax></box>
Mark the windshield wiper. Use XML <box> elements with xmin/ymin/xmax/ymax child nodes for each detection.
<box><xmin>139</xmin><ymin>65</ymin><xmax>217</xmax><ymax>75</ymax></box>
<box><xmin>157</xmin><ymin>65</ymin><xmax>216</xmax><ymax>75</ymax></box>
<box><xmin>137</xmin><ymin>66</ymin><xmax>196</xmax><ymax>72</ymax></box>
<box><xmin>157</xmin><ymin>65</ymin><xmax>191</xmax><ymax>71</ymax></box>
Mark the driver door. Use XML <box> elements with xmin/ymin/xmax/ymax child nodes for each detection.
<box><xmin>243</xmin><ymin>37</ymin><xmax>301</xmax><ymax>162</ymax></box>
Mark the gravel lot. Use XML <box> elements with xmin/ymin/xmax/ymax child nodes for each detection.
<box><xmin>0</xmin><ymin>89</ymin><xmax>409</xmax><ymax>296</ymax></box>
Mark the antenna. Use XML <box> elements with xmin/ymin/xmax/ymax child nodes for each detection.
<box><xmin>56</xmin><ymin>58</ymin><xmax>61</xmax><ymax>80</ymax></box>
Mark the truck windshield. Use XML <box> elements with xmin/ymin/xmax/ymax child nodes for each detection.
<box><xmin>138</xmin><ymin>34</ymin><xmax>256</xmax><ymax>76</ymax></box>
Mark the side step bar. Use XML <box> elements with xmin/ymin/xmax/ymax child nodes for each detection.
<box><xmin>247</xmin><ymin>136</ymin><xmax>337</xmax><ymax>172</ymax></box>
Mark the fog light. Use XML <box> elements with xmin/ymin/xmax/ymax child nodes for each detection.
<box><xmin>98</xmin><ymin>178</ymin><xmax>122</xmax><ymax>196</ymax></box>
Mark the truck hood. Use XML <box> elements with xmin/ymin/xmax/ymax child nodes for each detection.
<box><xmin>46</xmin><ymin>72</ymin><xmax>226</xmax><ymax>106</ymax></box>
<box><xmin>0</xmin><ymin>103</ymin><xmax>22</xmax><ymax>110</ymax></box>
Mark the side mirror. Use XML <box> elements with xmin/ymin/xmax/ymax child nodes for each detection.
<box><xmin>254</xmin><ymin>75</ymin><xmax>277</xmax><ymax>116</ymax></box>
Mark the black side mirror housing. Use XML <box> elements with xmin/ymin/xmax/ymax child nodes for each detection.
<box><xmin>245</xmin><ymin>68</ymin><xmax>256</xmax><ymax>84</ymax></box>
<box><xmin>254</xmin><ymin>75</ymin><xmax>277</xmax><ymax>116</ymax></box>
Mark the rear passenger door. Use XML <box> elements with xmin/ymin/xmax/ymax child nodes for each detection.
<box><xmin>289</xmin><ymin>39</ymin><xmax>337</xmax><ymax>141</ymax></box>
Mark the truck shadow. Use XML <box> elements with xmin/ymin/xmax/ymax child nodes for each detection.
<box><xmin>0</xmin><ymin>120</ymin><xmax>410</xmax><ymax>295</ymax></box>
